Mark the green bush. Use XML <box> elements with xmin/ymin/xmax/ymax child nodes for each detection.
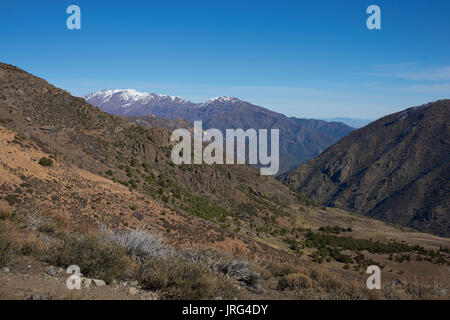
<box><xmin>38</xmin><ymin>157</ymin><xmax>54</xmax><ymax>167</ymax></box>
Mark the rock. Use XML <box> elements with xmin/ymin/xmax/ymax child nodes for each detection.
<box><xmin>145</xmin><ymin>292</ymin><xmax>159</xmax><ymax>300</ymax></box>
<box><xmin>81</xmin><ymin>277</ymin><xmax>92</xmax><ymax>288</ymax></box>
<box><xmin>436</xmin><ymin>288</ymin><xmax>447</xmax><ymax>296</ymax></box>
<box><xmin>1</xmin><ymin>267</ymin><xmax>10</xmax><ymax>273</ymax></box>
<box><xmin>393</xmin><ymin>279</ymin><xmax>404</xmax><ymax>286</ymax></box>
<box><xmin>128</xmin><ymin>287</ymin><xmax>138</xmax><ymax>295</ymax></box>
<box><xmin>39</xmin><ymin>125</ymin><xmax>55</xmax><ymax>131</ymax></box>
<box><xmin>92</xmin><ymin>279</ymin><xmax>106</xmax><ymax>287</ymax></box>
<box><xmin>248</xmin><ymin>283</ymin><xmax>265</xmax><ymax>294</ymax></box>
<box><xmin>45</xmin><ymin>266</ymin><xmax>56</xmax><ymax>277</ymax></box>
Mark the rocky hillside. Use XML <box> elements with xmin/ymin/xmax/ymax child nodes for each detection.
<box><xmin>121</xmin><ymin>114</ymin><xmax>192</xmax><ymax>132</ymax></box>
<box><xmin>1</xmin><ymin>63</ymin><xmax>450</xmax><ymax>299</ymax></box>
<box><xmin>280</xmin><ymin>100</ymin><xmax>450</xmax><ymax>237</ymax></box>
<box><xmin>85</xmin><ymin>89</ymin><xmax>354</xmax><ymax>173</ymax></box>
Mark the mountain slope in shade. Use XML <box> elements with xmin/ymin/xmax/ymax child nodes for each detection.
<box><xmin>280</xmin><ymin>100</ymin><xmax>450</xmax><ymax>236</ymax></box>
<box><xmin>85</xmin><ymin>89</ymin><xmax>354</xmax><ymax>173</ymax></box>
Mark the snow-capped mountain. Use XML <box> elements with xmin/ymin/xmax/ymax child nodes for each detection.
<box><xmin>85</xmin><ymin>89</ymin><xmax>193</xmax><ymax>116</ymax></box>
<box><xmin>85</xmin><ymin>89</ymin><xmax>354</xmax><ymax>173</ymax></box>
<box><xmin>200</xmin><ymin>96</ymin><xmax>242</xmax><ymax>107</ymax></box>
<box><xmin>84</xmin><ymin>90</ymin><xmax>248</xmax><ymax>117</ymax></box>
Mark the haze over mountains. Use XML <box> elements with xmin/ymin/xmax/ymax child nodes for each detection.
<box><xmin>281</xmin><ymin>100</ymin><xmax>450</xmax><ymax>237</ymax></box>
<box><xmin>321</xmin><ymin>118</ymin><xmax>373</xmax><ymax>129</ymax></box>
<box><xmin>85</xmin><ymin>89</ymin><xmax>354</xmax><ymax>173</ymax></box>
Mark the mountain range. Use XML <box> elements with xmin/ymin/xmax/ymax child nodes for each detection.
<box><xmin>85</xmin><ymin>89</ymin><xmax>354</xmax><ymax>173</ymax></box>
<box><xmin>281</xmin><ymin>100</ymin><xmax>450</xmax><ymax>236</ymax></box>
<box><xmin>1</xmin><ymin>63</ymin><xmax>449</xmax><ymax>299</ymax></box>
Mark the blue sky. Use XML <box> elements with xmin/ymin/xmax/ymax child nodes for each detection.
<box><xmin>0</xmin><ymin>0</ymin><xmax>449</xmax><ymax>119</ymax></box>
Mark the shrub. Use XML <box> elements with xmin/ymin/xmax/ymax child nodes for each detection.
<box><xmin>266</xmin><ymin>261</ymin><xmax>299</xmax><ymax>277</ymax></box>
<box><xmin>38</xmin><ymin>157</ymin><xmax>53</xmax><ymax>167</ymax></box>
<box><xmin>277</xmin><ymin>273</ymin><xmax>313</xmax><ymax>291</ymax></box>
<box><xmin>27</xmin><ymin>212</ymin><xmax>52</xmax><ymax>231</ymax></box>
<box><xmin>0</xmin><ymin>211</ymin><xmax>14</xmax><ymax>221</ymax></box>
<box><xmin>309</xmin><ymin>268</ymin><xmax>344</xmax><ymax>292</ymax></box>
<box><xmin>99</xmin><ymin>225</ymin><xmax>173</xmax><ymax>261</ymax></box>
<box><xmin>182</xmin><ymin>248</ymin><xmax>258</xmax><ymax>285</ymax></box>
<box><xmin>0</xmin><ymin>225</ymin><xmax>12</xmax><ymax>267</ymax></box>
<box><xmin>47</xmin><ymin>234</ymin><xmax>131</xmax><ymax>283</ymax></box>
<box><xmin>139</xmin><ymin>257</ymin><xmax>238</xmax><ymax>300</ymax></box>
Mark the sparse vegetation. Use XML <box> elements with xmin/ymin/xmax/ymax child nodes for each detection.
<box><xmin>139</xmin><ymin>257</ymin><xmax>239</xmax><ymax>299</ymax></box>
<box><xmin>0</xmin><ymin>210</ymin><xmax>448</xmax><ymax>300</ymax></box>
<box><xmin>0</xmin><ymin>224</ymin><xmax>13</xmax><ymax>267</ymax></box>
<box><xmin>46</xmin><ymin>234</ymin><xmax>131</xmax><ymax>283</ymax></box>
<box><xmin>99</xmin><ymin>225</ymin><xmax>173</xmax><ymax>261</ymax></box>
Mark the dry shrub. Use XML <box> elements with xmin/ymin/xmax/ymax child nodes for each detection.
<box><xmin>99</xmin><ymin>225</ymin><xmax>173</xmax><ymax>261</ymax></box>
<box><xmin>139</xmin><ymin>257</ymin><xmax>239</xmax><ymax>300</ymax></box>
<box><xmin>15</xmin><ymin>234</ymin><xmax>48</xmax><ymax>257</ymax></box>
<box><xmin>309</xmin><ymin>268</ymin><xmax>344</xmax><ymax>292</ymax></box>
<box><xmin>404</xmin><ymin>282</ymin><xmax>448</xmax><ymax>299</ymax></box>
<box><xmin>182</xmin><ymin>248</ymin><xmax>260</xmax><ymax>288</ymax></box>
<box><xmin>47</xmin><ymin>234</ymin><xmax>131</xmax><ymax>283</ymax></box>
<box><xmin>265</xmin><ymin>261</ymin><xmax>302</xmax><ymax>277</ymax></box>
<box><xmin>277</xmin><ymin>273</ymin><xmax>313</xmax><ymax>291</ymax></box>
<box><xmin>0</xmin><ymin>211</ymin><xmax>15</xmax><ymax>221</ymax></box>
<box><xmin>27</xmin><ymin>212</ymin><xmax>52</xmax><ymax>230</ymax></box>
<box><xmin>0</xmin><ymin>223</ymin><xmax>12</xmax><ymax>267</ymax></box>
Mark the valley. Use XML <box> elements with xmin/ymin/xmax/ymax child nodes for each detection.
<box><xmin>0</xmin><ymin>63</ymin><xmax>449</xmax><ymax>300</ymax></box>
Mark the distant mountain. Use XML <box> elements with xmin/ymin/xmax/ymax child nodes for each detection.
<box><xmin>280</xmin><ymin>100</ymin><xmax>450</xmax><ymax>236</ymax></box>
<box><xmin>321</xmin><ymin>117</ymin><xmax>373</xmax><ymax>128</ymax></box>
<box><xmin>85</xmin><ymin>89</ymin><xmax>354</xmax><ymax>173</ymax></box>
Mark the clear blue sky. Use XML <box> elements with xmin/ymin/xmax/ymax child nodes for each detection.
<box><xmin>1</xmin><ymin>0</ymin><xmax>449</xmax><ymax>119</ymax></box>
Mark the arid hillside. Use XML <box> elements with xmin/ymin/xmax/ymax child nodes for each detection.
<box><xmin>0</xmin><ymin>63</ymin><xmax>449</xmax><ymax>300</ymax></box>
<box><xmin>281</xmin><ymin>101</ymin><xmax>450</xmax><ymax>237</ymax></box>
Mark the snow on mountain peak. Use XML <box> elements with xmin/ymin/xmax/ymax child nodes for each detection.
<box><xmin>84</xmin><ymin>89</ymin><xmax>189</xmax><ymax>106</ymax></box>
<box><xmin>201</xmin><ymin>96</ymin><xmax>241</xmax><ymax>106</ymax></box>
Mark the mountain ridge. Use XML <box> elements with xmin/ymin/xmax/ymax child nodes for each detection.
<box><xmin>280</xmin><ymin>100</ymin><xmax>450</xmax><ymax>236</ymax></box>
<box><xmin>85</xmin><ymin>89</ymin><xmax>354</xmax><ymax>173</ymax></box>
